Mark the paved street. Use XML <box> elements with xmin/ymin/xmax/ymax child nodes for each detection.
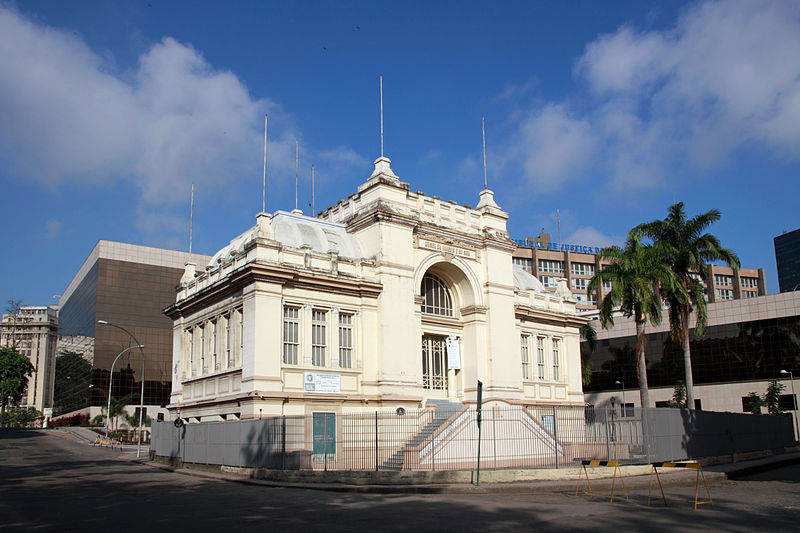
<box><xmin>1</xmin><ymin>429</ymin><xmax>799</xmax><ymax>532</ymax></box>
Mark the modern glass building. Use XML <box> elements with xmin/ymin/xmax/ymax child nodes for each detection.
<box><xmin>54</xmin><ymin>241</ymin><xmax>210</xmax><ymax>418</ymax></box>
<box><xmin>775</xmin><ymin>227</ymin><xmax>800</xmax><ymax>293</ymax></box>
<box><xmin>582</xmin><ymin>292</ymin><xmax>800</xmax><ymax>417</ymax></box>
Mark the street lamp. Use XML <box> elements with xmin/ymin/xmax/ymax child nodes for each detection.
<box><xmin>780</xmin><ymin>370</ymin><xmax>798</xmax><ymax>443</ymax></box>
<box><xmin>98</xmin><ymin>320</ymin><xmax>146</xmax><ymax>457</ymax></box>
<box><xmin>615</xmin><ymin>380</ymin><xmax>626</xmax><ymax>416</ymax></box>
<box><xmin>104</xmin><ymin>344</ymin><xmax>144</xmax><ymax>439</ymax></box>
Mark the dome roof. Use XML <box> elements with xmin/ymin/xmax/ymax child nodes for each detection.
<box><xmin>207</xmin><ymin>210</ymin><xmax>364</xmax><ymax>267</ymax></box>
<box><xmin>513</xmin><ymin>266</ymin><xmax>546</xmax><ymax>293</ymax></box>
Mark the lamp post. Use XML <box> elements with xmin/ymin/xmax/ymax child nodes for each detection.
<box><xmin>98</xmin><ymin>320</ymin><xmax>146</xmax><ymax>457</ymax></box>
<box><xmin>780</xmin><ymin>370</ymin><xmax>798</xmax><ymax>443</ymax></box>
<box><xmin>615</xmin><ymin>380</ymin><xmax>625</xmax><ymax>417</ymax></box>
<box><xmin>104</xmin><ymin>344</ymin><xmax>144</xmax><ymax>439</ymax></box>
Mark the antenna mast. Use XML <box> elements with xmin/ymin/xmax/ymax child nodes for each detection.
<box><xmin>262</xmin><ymin>114</ymin><xmax>267</xmax><ymax>213</ymax></box>
<box><xmin>380</xmin><ymin>75</ymin><xmax>384</xmax><ymax>157</ymax></box>
<box><xmin>189</xmin><ymin>183</ymin><xmax>194</xmax><ymax>254</ymax></box>
<box><xmin>311</xmin><ymin>165</ymin><xmax>315</xmax><ymax>215</ymax></box>
<box><xmin>295</xmin><ymin>140</ymin><xmax>299</xmax><ymax>211</ymax></box>
<box><xmin>557</xmin><ymin>209</ymin><xmax>561</xmax><ymax>250</ymax></box>
<box><xmin>482</xmin><ymin>116</ymin><xmax>488</xmax><ymax>190</ymax></box>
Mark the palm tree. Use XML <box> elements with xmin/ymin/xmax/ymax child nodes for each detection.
<box><xmin>587</xmin><ymin>233</ymin><xmax>683</xmax><ymax>408</ymax></box>
<box><xmin>635</xmin><ymin>202</ymin><xmax>739</xmax><ymax>409</ymax></box>
<box><xmin>580</xmin><ymin>323</ymin><xmax>597</xmax><ymax>387</ymax></box>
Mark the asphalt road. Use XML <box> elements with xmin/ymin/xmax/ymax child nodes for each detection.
<box><xmin>1</xmin><ymin>429</ymin><xmax>799</xmax><ymax>532</ymax></box>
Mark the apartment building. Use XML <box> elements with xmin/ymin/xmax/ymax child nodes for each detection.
<box><xmin>512</xmin><ymin>232</ymin><xmax>766</xmax><ymax>312</ymax></box>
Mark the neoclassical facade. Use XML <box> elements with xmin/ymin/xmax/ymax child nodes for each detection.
<box><xmin>165</xmin><ymin>157</ymin><xmax>587</xmax><ymax>421</ymax></box>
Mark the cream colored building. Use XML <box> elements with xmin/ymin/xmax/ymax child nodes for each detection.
<box><xmin>165</xmin><ymin>157</ymin><xmax>587</xmax><ymax>422</ymax></box>
<box><xmin>0</xmin><ymin>306</ymin><xmax>58</xmax><ymax>412</ymax></box>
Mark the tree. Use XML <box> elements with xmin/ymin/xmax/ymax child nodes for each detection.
<box><xmin>4</xmin><ymin>298</ymin><xmax>22</xmax><ymax>349</ymax></box>
<box><xmin>580</xmin><ymin>322</ymin><xmax>597</xmax><ymax>387</ymax></box>
<box><xmin>635</xmin><ymin>202</ymin><xmax>739</xmax><ymax>410</ymax></box>
<box><xmin>763</xmin><ymin>379</ymin><xmax>785</xmax><ymax>415</ymax></box>
<box><xmin>668</xmin><ymin>380</ymin><xmax>687</xmax><ymax>408</ymax></box>
<box><xmin>743</xmin><ymin>392</ymin><xmax>763</xmax><ymax>414</ymax></box>
<box><xmin>109</xmin><ymin>393</ymin><xmax>138</xmax><ymax>432</ymax></box>
<box><xmin>0</xmin><ymin>347</ymin><xmax>35</xmax><ymax>420</ymax></box>
<box><xmin>587</xmin><ymin>233</ymin><xmax>684</xmax><ymax>408</ymax></box>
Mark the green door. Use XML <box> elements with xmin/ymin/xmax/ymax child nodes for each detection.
<box><xmin>312</xmin><ymin>412</ymin><xmax>335</xmax><ymax>455</ymax></box>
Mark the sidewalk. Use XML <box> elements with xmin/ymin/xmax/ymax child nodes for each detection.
<box><xmin>128</xmin><ymin>448</ymin><xmax>800</xmax><ymax>494</ymax></box>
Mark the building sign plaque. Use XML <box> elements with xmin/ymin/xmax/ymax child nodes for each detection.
<box><xmin>420</xmin><ymin>239</ymin><xmax>476</xmax><ymax>260</ymax></box>
<box><xmin>446</xmin><ymin>336</ymin><xmax>461</xmax><ymax>370</ymax></box>
<box><xmin>304</xmin><ymin>371</ymin><xmax>341</xmax><ymax>394</ymax></box>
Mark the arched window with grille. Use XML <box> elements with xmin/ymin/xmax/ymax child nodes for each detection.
<box><xmin>421</xmin><ymin>273</ymin><xmax>453</xmax><ymax>317</ymax></box>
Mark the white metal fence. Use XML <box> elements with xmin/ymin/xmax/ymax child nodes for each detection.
<box><xmin>151</xmin><ymin>405</ymin><xmax>793</xmax><ymax>471</ymax></box>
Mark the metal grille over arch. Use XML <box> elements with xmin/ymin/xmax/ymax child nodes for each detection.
<box><xmin>421</xmin><ymin>273</ymin><xmax>453</xmax><ymax>317</ymax></box>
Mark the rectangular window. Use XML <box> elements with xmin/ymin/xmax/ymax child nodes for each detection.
<box><xmin>715</xmin><ymin>274</ymin><xmax>732</xmax><ymax>286</ymax></box>
<box><xmin>537</xmin><ymin>337</ymin><xmax>545</xmax><ymax>379</ymax></box>
<box><xmin>715</xmin><ymin>288</ymin><xmax>733</xmax><ymax>300</ymax></box>
<box><xmin>741</xmin><ymin>277</ymin><xmax>758</xmax><ymax>289</ymax></box>
<box><xmin>338</xmin><ymin>313</ymin><xmax>353</xmax><ymax>369</ymax></box>
<box><xmin>209</xmin><ymin>320</ymin><xmax>218</xmax><ymax>371</ymax></box>
<box><xmin>779</xmin><ymin>394</ymin><xmax>797</xmax><ymax>411</ymax></box>
<box><xmin>520</xmin><ymin>335</ymin><xmax>530</xmax><ymax>380</ymax></box>
<box><xmin>312</xmin><ymin>310</ymin><xmax>327</xmax><ymax>367</ymax></box>
<box><xmin>540</xmin><ymin>275</ymin><xmax>559</xmax><ymax>288</ymax></box>
<box><xmin>185</xmin><ymin>328</ymin><xmax>193</xmax><ymax>377</ymax></box>
<box><xmin>571</xmin><ymin>278</ymin><xmax>589</xmax><ymax>291</ymax></box>
<box><xmin>283</xmin><ymin>307</ymin><xmax>299</xmax><ymax>365</ymax></box>
<box><xmin>552</xmin><ymin>338</ymin><xmax>560</xmax><ymax>381</ymax></box>
<box><xmin>538</xmin><ymin>259</ymin><xmax>564</xmax><ymax>273</ymax></box>
<box><xmin>742</xmin><ymin>290</ymin><xmax>758</xmax><ymax>299</ymax></box>
<box><xmin>223</xmin><ymin>314</ymin><xmax>231</xmax><ymax>368</ymax></box>
<box><xmin>571</xmin><ymin>262</ymin><xmax>595</xmax><ymax>276</ymax></box>
<box><xmin>512</xmin><ymin>257</ymin><xmax>533</xmax><ymax>270</ymax></box>
<box><xmin>199</xmin><ymin>325</ymin><xmax>206</xmax><ymax>373</ymax></box>
<box><xmin>602</xmin><ymin>280</ymin><xmax>613</xmax><ymax>292</ymax></box>
<box><xmin>238</xmin><ymin>308</ymin><xmax>243</xmax><ymax>366</ymax></box>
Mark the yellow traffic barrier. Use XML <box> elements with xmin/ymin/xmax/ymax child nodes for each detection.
<box><xmin>648</xmin><ymin>461</ymin><xmax>713</xmax><ymax>510</ymax></box>
<box><xmin>575</xmin><ymin>460</ymin><xmax>628</xmax><ymax>502</ymax></box>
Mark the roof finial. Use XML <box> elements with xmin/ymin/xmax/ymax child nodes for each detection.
<box><xmin>380</xmin><ymin>75</ymin><xmax>384</xmax><ymax>158</ymax></box>
<box><xmin>295</xmin><ymin>139</ymin><xmax>299</xmax><ymax>211</ymax></box>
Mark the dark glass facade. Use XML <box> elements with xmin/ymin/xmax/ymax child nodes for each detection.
<box><xmin>55</xmin><ymin>252</ymin><xmax>193</xmax><ymax>414</ymax></box>
<box><xmin>775</xmin><ymin>228</ymin><xmax>800</xmax><ymax>293</ymax></box>
<box><xmin>584</xmin><ymin>315</ymin><xmax>800</xmax><ymax>392</ymax></box>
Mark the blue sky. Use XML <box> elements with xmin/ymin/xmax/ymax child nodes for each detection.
<box><xmin>1</xmin><ymin>0</ymin><xmax>798</xmax><ymax>309</ymax></box>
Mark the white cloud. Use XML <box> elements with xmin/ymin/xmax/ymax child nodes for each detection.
<box><xmin>517</xmin><ymin>104</ymin><xmax>596</xmax><ymax>191</ymax></box>
<box><xmin>507</xmin><ymin>0</ymin><xmax>800</xmax><ymax>194</ymax></box>
<box><xmin>0</xmin><ymin>6</ymin><xmax>342</xmax><ymax>234</ymax></box>
<box><xmin>565</xmin><ymin>227</ymin><xmax>623</xmax><ymax>249</ymax></box>
<box><xmin>44</xmin><ymin>219</ymin><xmax>64</xmax><ymax>239</ymax></box>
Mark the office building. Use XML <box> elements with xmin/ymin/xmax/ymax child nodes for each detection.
<box><xmin>582</xmin><ymin>292</ymin><xmax>800</xmax><ymax>436</ymax></box>
<box><xmin>775</xmin><ymin>228</ymin><xmax>800</xmax><ymax>293</ymax></box>
<box><xmin>54</xmin><ymin>241</ymin><xmax>210</xmax><ymax>420</ymax></box>
<box><xmin>0</xmin><ymin>306</ymin><xmax>58</xmax><ymax>413</ymax></box>
<box><xmin>512</xmin><ymin>232</ymin><xmax>766</xmax><ymax>312</ymax></box>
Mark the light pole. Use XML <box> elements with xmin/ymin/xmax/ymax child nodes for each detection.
<box><xmin>105</xmin><ymin>344</ymin><xmax>144</xmax><ymax>438</ymax></box>
<box><xmin>780</xmin><ymin>370</ymin><xmax>798</xmax><ymax>442</ymax></box>
<box><xmin>98</xmin><ymin>320</ymin><xmax>146</xmax><ymax>457</ymax></box>
<box><xmin>615</xmin><ymin>380</ymin><xmax>625</xmax><ymax>416</ymax></box>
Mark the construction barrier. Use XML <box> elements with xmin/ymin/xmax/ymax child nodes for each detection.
<box><xmin>575</xmin><ymin>460</ymin><xmax>628</xmax><ymax>502</ymax></box>
<box><xmin>648</xmin><ymin>461</ymin><xmax>713</xmax><ymax>510</ymax></box>
<box><xmin>93</xmin><ymin>435</ymin><xmax>123</xmax><ymax>450</ymax></box>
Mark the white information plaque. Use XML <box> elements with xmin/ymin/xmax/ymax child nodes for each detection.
<box><xmin>304</xmin><ymin>371</ymin><xmax>341</xmax><ymax>393</ymax></box>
